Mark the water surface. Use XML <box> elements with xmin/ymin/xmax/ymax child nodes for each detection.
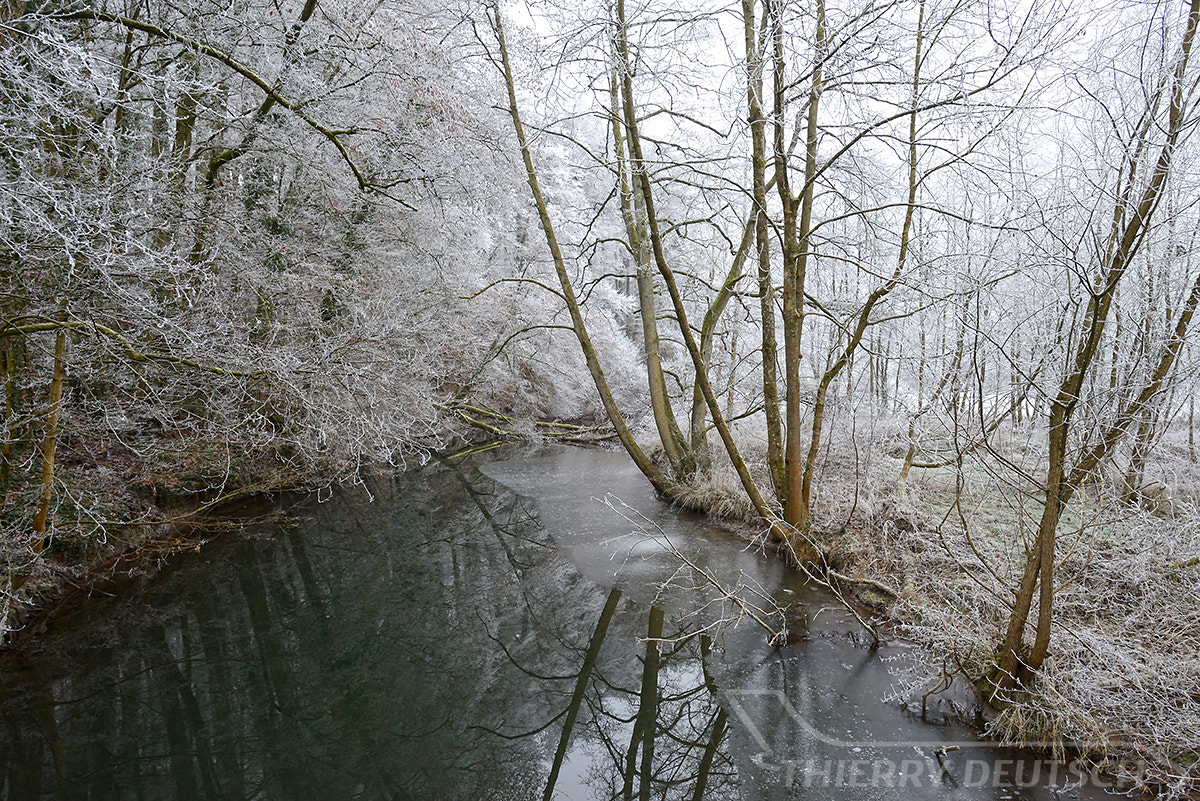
<box><xmin>0</xmin><ymin>446</ymin><xmax>1110</xmax><ymax>799</ymax></box>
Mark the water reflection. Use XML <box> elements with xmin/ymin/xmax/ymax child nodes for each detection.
<box><xmin>0</xmin><ymin>449</ymin><xmax>1108</xmax><ymax>800</ymax></box>
<box><xmin>533</xmin><ymin>590</ymin><xmax>739</xmax><ymax>801</ymax></box>
<box><xmin>1</xmin><ymin>461</ymin><xmax>562</xmax><ymax>799</ymax></box>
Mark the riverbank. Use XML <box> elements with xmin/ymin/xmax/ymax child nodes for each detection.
<box><xmin>0</xmin><ymin>426</ymin><xmax>323</xmax><ymax>642</ymax></box>
<box><xmin>850</xmin><ymin>470</ymin><xmax>1200</xmax><ymax>800</ymax></box>
<box><xmin>0</xmin><ymin>406</ymin><xmax>601</xmax><ymax>645</ymax></box>
<box><xmin>0</xmin><ymin>396</ymin><xmax>609</xmax><ymax>641</ymax></box>
<box><xmin>867</xmin><ymin>504</ymin><xmax>1200</xmax><ymax>799</ymax></box>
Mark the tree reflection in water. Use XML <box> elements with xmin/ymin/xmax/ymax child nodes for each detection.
<box><xmin>0</xmin><ymin>457</ymin><xmax>744</xmax><ymax>800</ymax></box>
<box><xmin>537</xmin><ymin>596</ymin><xmax>740</xmax><ymax>801</ymax></box>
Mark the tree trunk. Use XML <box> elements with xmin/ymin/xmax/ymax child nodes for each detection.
<box><xmin>1190</xmin><ymin>396</ymin><xmax>1195</xmax><ymax>462</ymax></box>
<box><xmin>745</xmin><ymin>0</ymin><xmax>786</xmax><ymax>502</ymax></box>
<box><xmin>609</xmin><ymin>71</ymin><xmax>688</xmax><ymax>474</ymax></box>
<box><xmin>0</xmin><ymin>335</ymin><xmax>20</xmax><ymax>485</ymax></box>
<box><xmin>992</xmin><ymin>0</ymin><xmax>1200</xmax><ymax>693</ymax></box>
<box><xmin>613</xmin><ymin>0</ymin><xmax>796</xmax><ymax>549</ymax></box>
<box><xmin>491</xmin><ymin>6</ymin><xmax>672</xmax><ymax>496</ymax></box>
<box><xmin>31</xmin><ymin>326</ymin><xmax>66</xmax><ymax>546</ymax></box>
<box><xmin>798</xmin><ymin>0</ymin><xmax>923</xmax><ymax>525</ymax></box>
<box><xmin>687</xmin><ymin>222</ymin><xmax>753</xmax><ymax>474</ymax></box>
<box><xmin>778</xmin><ymin>0</ymin><xmax>825</xmax><ymax>530</ymax></box>
<box><xmin>6</xmin><ymin>323</ymin><xmax>68</xmax><ymax>612</ymax></box>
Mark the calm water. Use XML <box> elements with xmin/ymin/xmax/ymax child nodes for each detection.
<box><xmin>0</xmin><ymin>446</ymin><xmax>1109</xmax><ymax>800</ymax></box>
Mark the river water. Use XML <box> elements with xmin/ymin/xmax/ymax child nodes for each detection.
<box><xmin>0</xmin><ymin>446</ymin><xmax>1110</xmax><ymax>800</ymax></box>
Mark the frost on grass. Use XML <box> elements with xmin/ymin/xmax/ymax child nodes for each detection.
<box><xmin>865</xmin><ymin>494</ymin><xmax>1200</xmax><ymax>798</ymax></box>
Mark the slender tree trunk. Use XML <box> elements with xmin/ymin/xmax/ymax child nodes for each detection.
<box><xmin>615</xmin><ymin>32</ymin><xmax>758</xmax><ymax>479</ymax></box>
<box><xmin>1121</xmin><ymin>410</ymin><xmax>1154</xmax><ymax>501</ymax></box>
<box><xmin>31</xmin><ymin>326</ymin><xmax>66</xmax><ymax>546</ymax></box>
<box><xmin>609</xmin><ymin>70</ymin><xmax>688</xmax><ymax>474</ymax></box>
<box><xmin>745</xmin><ymin>0</ymin><xmax>786</xmax><ymax>501</ymax></box>
<box><xmin>778</xmin><ymin>0</ymin><xmax>825</xmax><ymax>530</ymax></box>
<box><xmin>901</xmin><ymin>296</ymin><xmax>968</xmax><ymax>483</ymax></box>
<box><xmin>0</xmin><ymin>336</ymin><xmax>19</xmax><ymax>485</ymax></box>
<box><xmin>798</xmin><ymin>0</ymin><xmax>923</xmax><ymax>524</ymax></box>
<box><xmin>491</xmin><ymin>5</ymin><xmax>672</xmax><ymax>496</ymax></box>
<box><xmin>6</xmin><ymin>322</ymin><xmax>68</xmax><ymax>615</ymax></box>
<box><xmin>1190</xmin><ymin>395</ymin><xmax>1195</xmax><ymax>462</ymax></box>
<box><xmin>613</xmin><ymin>0</ymin><xmax>799</xmax><ymax>552</ymax></box>
<box><xmin>687</xmin><ymin>223</ymin><xmax>753</xmax><ymax>473</ymax></box>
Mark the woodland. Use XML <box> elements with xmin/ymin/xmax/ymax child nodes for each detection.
<box><xmin>2</xmin><ymin>0</ymin><xmax>1200</xmax><ymax>795</ymax></box>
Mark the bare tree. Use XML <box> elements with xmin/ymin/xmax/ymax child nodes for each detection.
<box><xmin>991</xmin><ymin>0</ymin><xmax>1200</xmax><ymax>694</ymax></box>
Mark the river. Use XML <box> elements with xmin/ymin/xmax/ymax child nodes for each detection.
<box><xmin>0</xmin><ymin>446</ymin><xmax>1111</xmax><ymax>799</ymax></box>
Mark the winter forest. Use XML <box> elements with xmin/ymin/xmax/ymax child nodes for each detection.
<box><xmin>2</xmin><ymin>0</ymin><xmax>1200</xmax><ymax>795</ymax></box>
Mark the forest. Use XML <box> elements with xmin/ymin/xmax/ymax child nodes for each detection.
<box><xmin>1</xmin><ymin>0</ymin><xmax>1199</xmax><ymax>795</ymax></box>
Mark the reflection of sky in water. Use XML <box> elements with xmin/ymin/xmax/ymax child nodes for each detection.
<box><xmin>483</xmin><ymin>448</ymin><xmax>790</xmax><ymax>599</ymax></box>
<box><xmin>0</xmin><ymin>446</ymin><xmax>1110</xmax><ymax>800</ymax></box>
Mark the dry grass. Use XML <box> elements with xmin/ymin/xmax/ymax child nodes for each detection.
<box><xmin>866</xmin><ymin>514</ymin><xmax>1200</xmax><ymax>798</ymax></box>
<box><xmin>671</xmin><ymin>462</ymin><xmax>760</xmax><ymax>522</ymax></box>
<box><xmin>834</xmin><ymin>443</ymin><xmax>1200</xmax><ymax>799</ymax></box>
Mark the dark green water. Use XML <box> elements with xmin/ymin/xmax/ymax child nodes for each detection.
<box><xmin>0</xmin><ymin>447</ymin><xmax>1111</xmax><ymax>800</ymax></box>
